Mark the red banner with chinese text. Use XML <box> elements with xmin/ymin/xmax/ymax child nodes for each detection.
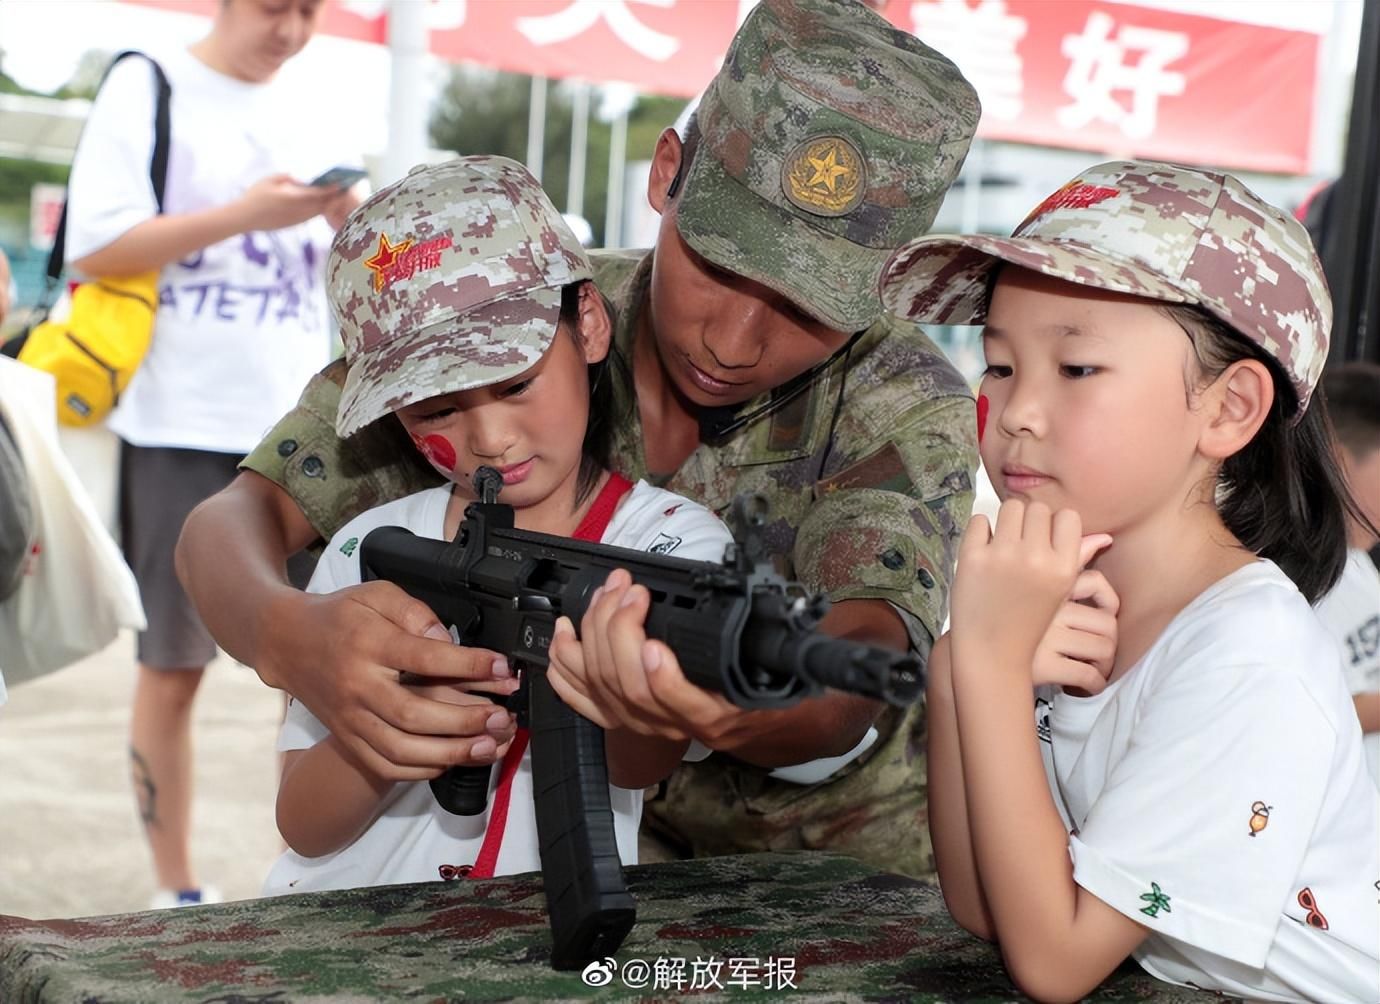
<box><xmin>120</xmin><ymin>0</ymin><xmax>1320</xmax><ymax>174</ymax></box>
<box><xmin>904</xmin><ymin>1</ymin><xmax>1319</xmax><ymax>174</ymax></box>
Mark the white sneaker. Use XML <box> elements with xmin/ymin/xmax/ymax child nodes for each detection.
<box><xmin>148</xmin><ymin>885</ymin><xmax>222</xmax><ymax>910</ymax></box>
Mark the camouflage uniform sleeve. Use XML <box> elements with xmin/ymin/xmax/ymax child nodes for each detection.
<box><xmin>239</xmin><ymin>359</ymin><xmax>439</xmax><ymax>542</ymax></box>
<box><xmin>794</xmin><ymin>386</ymin><xmax>976</xmax><ymax>652</ymax></box>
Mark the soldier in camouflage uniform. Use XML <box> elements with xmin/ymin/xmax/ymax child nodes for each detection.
<box><xmin>178</xmin><ymin>0</ymin><xmax>982</xmax><ymax>879</ymax></box>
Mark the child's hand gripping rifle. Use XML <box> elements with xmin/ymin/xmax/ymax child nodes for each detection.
<box><xmin>358</xmin><ymin>466</ymin><xmax>924</xmax><ymax>970</ymax></box>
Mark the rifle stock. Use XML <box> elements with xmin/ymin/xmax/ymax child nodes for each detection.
<box><xmin>358</xmin><ymin>470</ymin><xmax>924</xmax><ymax>970</ymax></box>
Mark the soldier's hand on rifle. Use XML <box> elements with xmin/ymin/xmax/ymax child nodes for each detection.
<box><xmin>546</xmin><ymin>568</ymin><xmax>771</xmax><ymax>754</ymax></box>
<box><xmin>399</xmin><ymin>674</ymin><xmax>520</xmax><ymax>760</ymax></box>
<box><xmin>260</xmin><ymin>580</ymin><xmax>519</xmax><ymax>780</ymax></box>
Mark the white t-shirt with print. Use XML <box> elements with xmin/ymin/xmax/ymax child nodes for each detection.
<box><xmin>1315</xmin><ymin>548</ymin><xmax>1380</xmax><ymax>788</ymax></box>
<box><xmin>1036</xmin><ymin>561</ymin><xmax>1380</xmax><ymax>1004</ymax></box>
<box><xmin>264</xmin><ymin>479</ymin><xmax>733</xmax><ymax>895</ymax></box>
<box><xmin>64</xmin><ymin>46</ymin><xmax>353</xmax><ymax>453</ymax></box>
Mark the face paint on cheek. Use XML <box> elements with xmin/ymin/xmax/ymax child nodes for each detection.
<box><xmin>411</xmin><ymin>433</ymin><xmax>458</xmax><ymax>473</ymax></box>
<box><xmin>976</xmin><ymin>394</ymin><xmax>989</xmax><ymax>444</ymax></box>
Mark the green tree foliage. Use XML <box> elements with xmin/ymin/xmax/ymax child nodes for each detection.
<box><xmin>0</xmin><ymin>159</ymin><xmax>69</xmax><ymax>234</ymax></box>
<box><xmin>51</xmin><ymin>49</ymin><xmax>109</xmax><ymax>101</ymax></box>
<box><xmin>0</xmin><ymin>47</ymin><xmax>97</xmax><ymax>316</ymax></box>
<box><xmin>429</xmin><ymin>67</ymin><xmax>686</xmax><ymax>247</ymax></box>
<box><xmin>0</xmin><ymin>49</ymin><xmax>36</xmax><ymax>95</ymax></box>
<box><xmin>0</xmin><ymin>47</ymin><xmax>99</xmax><ymax>230</ymax></box>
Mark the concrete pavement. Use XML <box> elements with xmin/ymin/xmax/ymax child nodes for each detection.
<box><xmin>0</xmin><ymin>633</ymin><xmax>284</xmax><ymax>919</ymax></box>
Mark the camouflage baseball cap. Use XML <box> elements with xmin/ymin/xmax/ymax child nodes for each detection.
<box><xmin>330</xmin><ymin>156</ymin><xmax>593</xmax><ymax>437</ymax></box>
<box><xmin>880</xmin><ymin>160</ymin><xmax>1332</xmax><ymax>413</ymax></box>
<box><xmin>675</xmin><ymin>0</ymin><xmax>979</xmax><ymax>333</ymax></box>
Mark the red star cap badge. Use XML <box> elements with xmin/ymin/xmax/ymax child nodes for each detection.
<box><xmin>364</xmin><ymin>233</ymin><xmax>414</xmax><ymax>292</ymax></box>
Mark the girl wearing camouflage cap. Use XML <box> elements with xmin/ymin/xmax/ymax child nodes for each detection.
<box><xmin>267</xmin><ymin>157</ymin><xmax>733</xmax><ymax>893</ymax></box>
<box><xmin>885</xmin><ymin>161</ymin><xmax>1380</xmax><ymax>1002</ymax></box>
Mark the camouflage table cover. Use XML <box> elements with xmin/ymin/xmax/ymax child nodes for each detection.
<box><xmin>0</xmin><ymin>851</ymin><xmax>1213</xmax><ymax>1003</ymax></box>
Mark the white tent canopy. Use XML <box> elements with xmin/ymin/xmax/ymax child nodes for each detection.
<box><xmin>0</xmin><ymin>93</ymin><xmax>91</xmax><ymax>165</ymax></box>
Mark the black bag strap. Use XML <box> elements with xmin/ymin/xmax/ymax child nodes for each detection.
<box><xmin>42</xmin><ymin>51</ymin><xmax>172</xmax><ymax>298</ymax></box>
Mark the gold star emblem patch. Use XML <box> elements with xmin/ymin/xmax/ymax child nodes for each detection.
<box><xmin>783</xmin><ymin>136</ymin><xmax>865</xmax><ymax>217</ymax></box>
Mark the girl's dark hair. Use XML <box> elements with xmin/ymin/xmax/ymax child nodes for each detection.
<box><xmin>1165</xmin><ymin>304</ymin><xmax>1366</xmax><ymax>602</ymax></box>
<box><xmin>561</xmin><ymin>281</ymin><xmax>627</xmax><ymax>506</ymax></box>
<box><xmin>1321</xmin><ymin>361</ymin><xmax>1380</xmax><ymax>458</ymax></box>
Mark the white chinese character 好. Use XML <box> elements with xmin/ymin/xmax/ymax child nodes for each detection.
<box><xmin>1058</xmin><ymin>10</ymin><xmax>1188</xmax><ymax>141</ymax></box>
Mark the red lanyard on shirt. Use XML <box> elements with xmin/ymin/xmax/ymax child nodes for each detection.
<box><xmin>464</xmin><ymin>473</ymin><xmax>634</xmax><ymax>879</ymax></box>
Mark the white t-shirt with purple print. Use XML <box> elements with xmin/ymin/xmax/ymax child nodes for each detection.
<box><xmin>65</xmin><ymin>45</ymin><xmax>357</xmax><ymax>453</ymax></box>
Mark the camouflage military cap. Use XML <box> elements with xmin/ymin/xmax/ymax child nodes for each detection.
<box><xmin>881</xmin><ymin>160</ymin><xmax>1332</xmax><ymax>414</ymax></box>
<box><xmin>330</xmin><ymin>156</ymin><xmax>593</xmax><ymax>437</ymax></box>
<box><xmin>676</xmin><ymin>0</ymin><xmax>979</xmax><ymax>333</ymax></box>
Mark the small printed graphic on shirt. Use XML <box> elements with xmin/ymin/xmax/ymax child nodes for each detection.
<box><xmin>663</xmin><ymin>504</ymin><xmax>682</xmax><ymax>517</ymax></box>
<box><xmin>1035</xmin><ymin>697</ymin><xmax>1052</xmax><ymax>743</ymax></box>
<box><xmin>340</xmin><ymin>536</ymin><xmax>358</xmax><ymax>557</ymax></box>
<box><xmin>438</xmin><ymin>863</ymin><xmax>472</xmax><ymax>881</ymax></box>
<box><xmin>1297</xmin><ymin>887</ymin><xmax>1328</xmax><ymax>930</ymax></box>
<box><xmin>1342</xmin><ymin>613</ymin><xmax>1379</xmax><ymax>666</ymax></box>
<box><xmin>1248</xmin><ymin>801</ymin><xmax>1271</xmax><ymax>837</ymax></box>
<box><xmin>647</xmin><ymin>533</ymin><xmax>682</xmax><ymax>555</ymax></box>
<box><xmin>1138</xmin><ymin>882</ymin><xmax>1171</xmax><ymax>919</ymax></box>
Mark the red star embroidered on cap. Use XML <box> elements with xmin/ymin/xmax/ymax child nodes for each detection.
<box><xmin>364</xmin><ymin>233</ymin><xmax>414</xmax><ymax>292</ymax></box>
<box><xmin>1017</xmin><ymin>181</ymin><xmax>1120</xmax><ymax>233</ymax></box>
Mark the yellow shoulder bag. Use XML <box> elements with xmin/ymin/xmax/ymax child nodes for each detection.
<box><xmin>11</xmin><ymin>51</ymin><xmax>170</xmax><ymax>427</ymax></box>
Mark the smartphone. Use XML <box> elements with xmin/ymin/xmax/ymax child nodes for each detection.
<box><xmin>309</xmin><ymin>166</ymin><xmax>368</xmax><ymax>189</ymax></box>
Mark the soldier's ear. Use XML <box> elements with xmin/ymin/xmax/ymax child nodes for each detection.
<box><xmin>647</xmin><ymin>129</ymin><xmax>683</xmax><ymax>214</ymax></box>
<box><xmin>573</xmin><ymin>281</ymin><xmax>611</xmax><ymax>365</ymax></box>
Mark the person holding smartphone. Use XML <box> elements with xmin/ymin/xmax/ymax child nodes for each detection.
<box><xmin>63</xmin><ymin>0</ymin><xmax>362</xmax><ymax>909</ymax></box>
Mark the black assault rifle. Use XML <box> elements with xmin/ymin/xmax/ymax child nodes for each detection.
<box><xmin>358</xmin><ymin>466</ymin><xmax>924</xmax><ymax>970</ymax></box>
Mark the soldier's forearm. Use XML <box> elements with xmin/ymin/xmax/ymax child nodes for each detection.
<box><xmin>605</xmin><ymin>729</ymin><xmax>688</xmax><ymax>789</ymax></box>
<box><xmin>716</xmin><ymin>598</ymin><xmax>905</xmax><ymax>767</ymax></box>
<box><xmin>176</xmin><ymin>470</ymin><xmax>320</xmax><ymax>681</ymax></box>
<box><xmin>721</xmin><ymin>691</ymin><xmax>880</xmax><ymax>768</ymax></box>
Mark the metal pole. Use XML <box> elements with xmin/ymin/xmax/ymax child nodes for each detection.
<box><xmin>383</xmin><ymin>0</ymin><xmax>430</xmax><ymax>186</ymax></box>
<box><xmin>960</xmin><ymin>139</ymin><xmax>985</xmax><ymax>235</ymax></box>
<box><xmin>1323</xmin><ymin>0</ymin><xmax>1379</xmax><ymax>367</ymax></box>
<box><xmin>526</xmin><ymin>75</ymin><xmax>547</xmax><ymax>183</ymax></box>
<box><xmin>567</xmin><ymin>82</ymin><xmax>589</xmax><ymax>219</ymax></box>
<box><xmin>604</xmin><ymin>107</ymin><xmax>628</xmax><ymax>248</ymax></box>
<box><xmin>1307</xmin><ymin>0</ymin><xmax>1352</xmax><ymax>179</ymax></box>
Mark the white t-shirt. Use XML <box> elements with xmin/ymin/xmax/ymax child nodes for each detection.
<box><xmin>1315</xmin><ymin>548</ymin><xmax>1380</xmax><ymax>788</ymax></box>
<box><xmin>64</xmin><ymin>47</ymin><xmax>352</xmax><ymax>453</ymax></box>
<box><xmin>1036</xmin><ymin>561</ymin><xmax>1380</xmax><ymax>1004</ymax></box>
<box><xmin>264</xmin><ymin>479</ymin><xmax>733</xmax><ymax>895</ymax></box>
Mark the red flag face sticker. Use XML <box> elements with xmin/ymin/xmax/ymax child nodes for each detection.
<box><xmin>412</xmin><ymin>433</ymin><xmax>458</xmax><ymax>473</ymax></box>
<box><xmin>977</xmin><ymin>394</ymin><xmax>990</xmax><ymax>444</ymax></box>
